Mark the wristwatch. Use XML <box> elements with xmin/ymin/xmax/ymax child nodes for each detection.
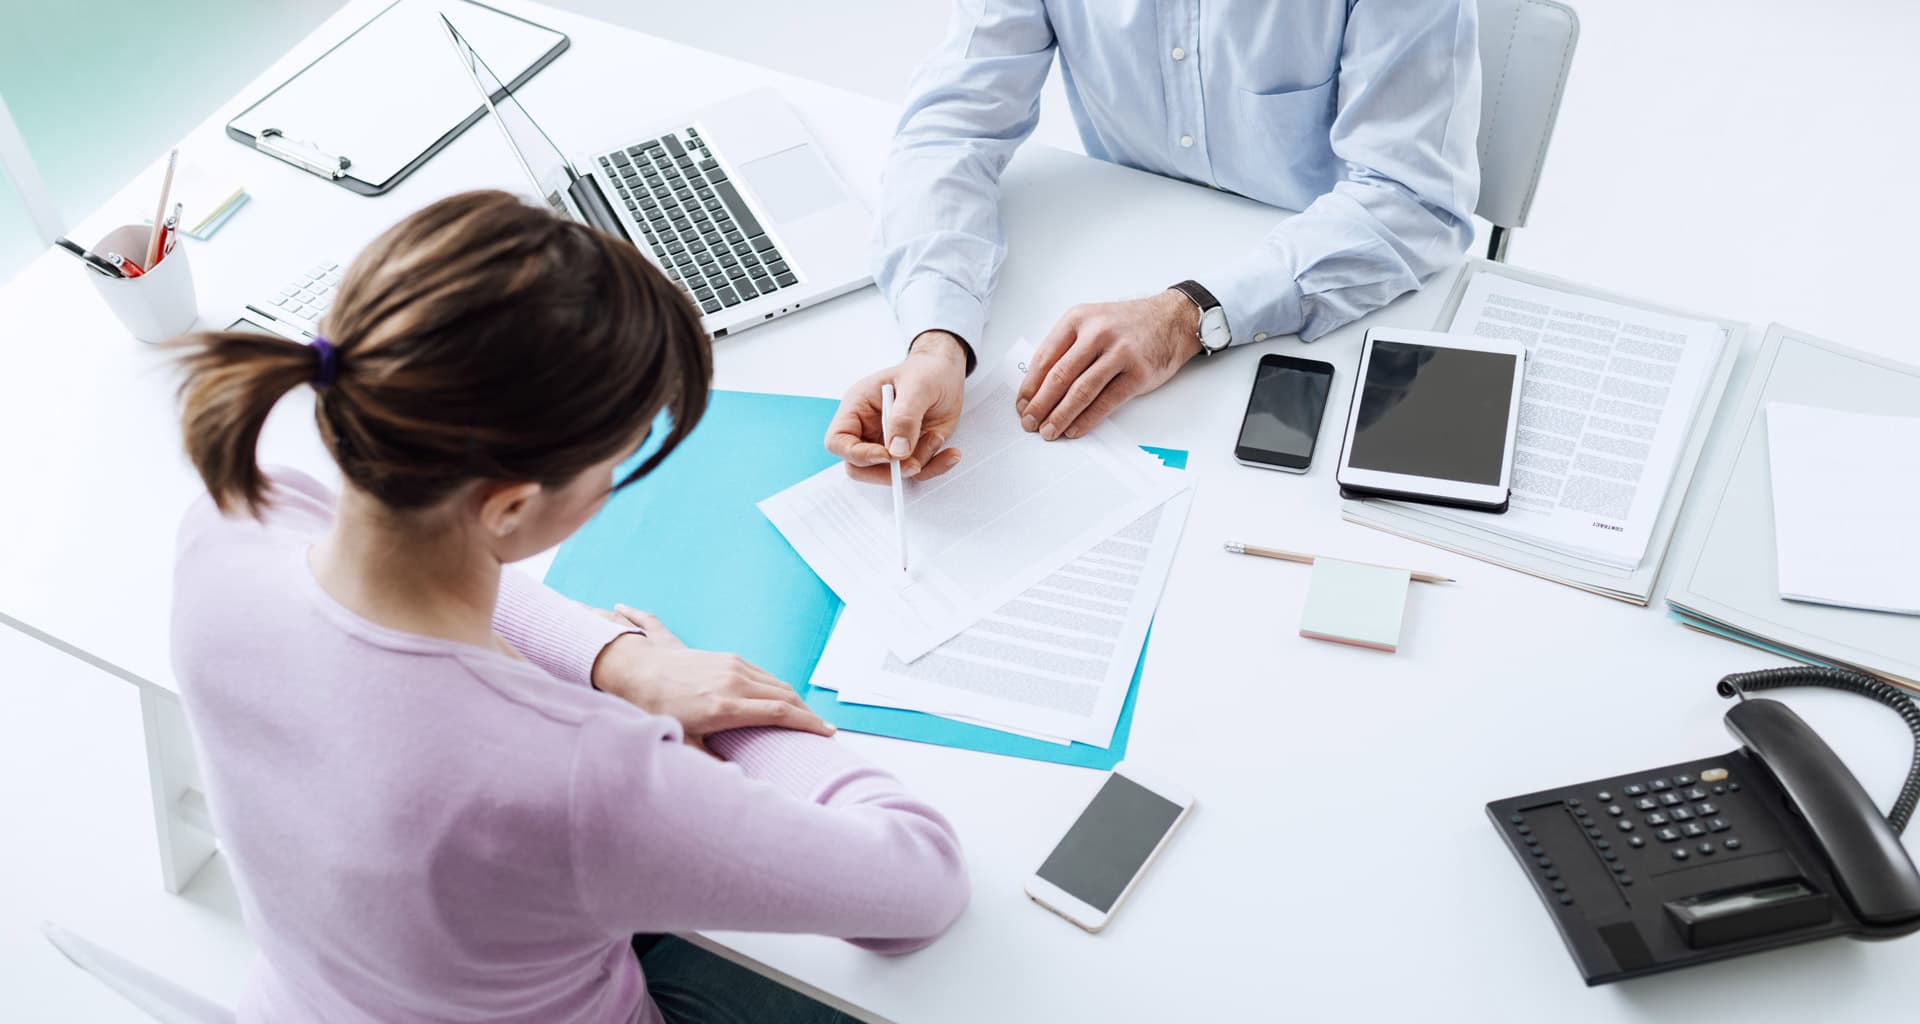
<box><xmin>1169</xmin><ymin>280</ymin><xmax>1232</xmax><ymax>355</ymax></box>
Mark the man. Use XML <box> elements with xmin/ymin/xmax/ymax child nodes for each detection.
<box><xmin>827</xmin><ymin>0</ymin><xmax>1481</xmax><ymax>482</ymax></box>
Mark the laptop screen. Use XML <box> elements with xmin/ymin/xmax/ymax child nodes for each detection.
<box><xmin>442</xmin><ymin>15</ymin><xmax>577</xmax><ymax>218</ymax></box>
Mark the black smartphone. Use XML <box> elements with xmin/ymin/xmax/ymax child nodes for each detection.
<box><xmin>1234</xmin><ymin>354</ymin><xmax>1336</xmax><ymax>473</ymax></box>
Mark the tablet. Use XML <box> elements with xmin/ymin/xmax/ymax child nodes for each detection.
<box><xmin>1334</xmin><ymin>327</ymin><xmax>1526</xmax><ymax>513</ymax></box>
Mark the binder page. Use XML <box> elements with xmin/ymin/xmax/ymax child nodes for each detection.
<box><xmin>1766</xmin><ymin>403</ymin><xmax>1920</xmax><ymax>615</ymax></box>
<box><xmin>1418</xmin><ymin>273</ymin><xmax>1726</xmax><ymax>568</ymax></box>
<box><xmin>229</xmin><ymin>0</ymin><xmax>562</xmax><ymax>187</ymax></box>
<box><xmin>817</xmin><ymin>492</ymin><xmax>1190</xmax><ymax>747</ymax></box>
<box><xmin>760</xmin><ymin>343</ymin><xmax>1190</xmax><ymax>662</ymax></box>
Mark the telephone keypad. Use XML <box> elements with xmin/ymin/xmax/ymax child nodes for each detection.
<box><xmin>1496</xmin><ymin>763</ymin><xmax>1753</xmax><ymax>923</ymax></box>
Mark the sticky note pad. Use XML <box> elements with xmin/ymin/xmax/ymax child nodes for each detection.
<box><xmin>1299</xmin><ymin>558</ymin><xmax>1412</xmax><ymax>652</ymax></box>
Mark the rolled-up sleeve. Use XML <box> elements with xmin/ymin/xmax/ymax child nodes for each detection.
<box><xmin>1210</xmin><ymin>0</ymin><xmax>1480</xmax><ymax>343</ymax></box>
<box><xmin>874</xmin><ymin>0</ymin><xmax>1057</xmax><ymax>362</ymax></box>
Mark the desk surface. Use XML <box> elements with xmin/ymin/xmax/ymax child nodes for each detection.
<box><xmin>3</xmin><ymin>1</ymin><xmax>1918</xmax><ymax>1020</ymax></box>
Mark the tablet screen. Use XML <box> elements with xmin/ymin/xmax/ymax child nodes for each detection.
<box><xmin>1348</xmin><ymin>340</ymin><xmax>1518</xmax><ymax>485</ymax></box>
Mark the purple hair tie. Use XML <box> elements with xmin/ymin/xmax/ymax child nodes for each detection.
<box><xmin>310</xmin><ymin>337</ymin><xmax>339</xmax><ymax>390</ymax></box>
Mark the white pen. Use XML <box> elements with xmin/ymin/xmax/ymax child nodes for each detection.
<box><xmin>881</xmin><ymin>383</ymin><xmax>909</xmax><ymax>574</ymax></box>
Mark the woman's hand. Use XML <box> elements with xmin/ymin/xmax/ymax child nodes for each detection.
<box><xmin>590</xmin><ymin>605</ymin><xmax>835</xmax><ymax>747</ymax></box>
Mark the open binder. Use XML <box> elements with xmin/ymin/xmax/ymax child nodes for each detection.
<box><xmin>226</xmin><ymin>0</ymin><xmax>567</xmax><ymax>195</ymax></box>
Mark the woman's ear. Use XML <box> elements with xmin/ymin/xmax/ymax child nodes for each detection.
<box><xmin>476</xmin><ymin>481</ymin><xmax>544</xmax><ymax>541</ymax></box>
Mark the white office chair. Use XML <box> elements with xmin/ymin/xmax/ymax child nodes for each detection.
<box><xmin>40</xmin><ymin>922</ymin><xmax>235</xmax><ymax>1024</ymax></box>
<box><xmin>1476</xmin><ymin>0</ymin><xmax>1580</xmax><ymax>261</ymax></box>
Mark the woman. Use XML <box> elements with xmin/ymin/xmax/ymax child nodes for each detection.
<box><xmin>169</xmin><ymin>191</ymin><xmax>968</xmax><ymax>1023</ymax></box>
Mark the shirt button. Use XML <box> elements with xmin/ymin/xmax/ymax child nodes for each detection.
<box><xmin>1253</xmin><ymin>332</ymin><xmax>1268</xmax><ymax>342</ymax></box>
<box><xmin>1179</xmin><ymin>134</ymin><xmax>1194</xmax><ymax>148</ymax></box>
<box><xmin>1171</xmin><ymin>46</ymin><xmax>1187</xmax><ymax>61</ymax></box>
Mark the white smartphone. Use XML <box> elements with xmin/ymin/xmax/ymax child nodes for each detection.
<box><xmin>1025</xmin><ymin>763</ymin><xmax>1194</xmax><ymax>932</ymax></box>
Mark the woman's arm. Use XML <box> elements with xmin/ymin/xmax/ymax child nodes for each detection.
<box><xmin>570</xmin><ymin>713</ymin><xmax>970</xmax><ymax>953</ymax></box>
<box><xmin>493</xmin><ymin>568</ymin><xmax>636</xmax><ymax>686</ymax></box>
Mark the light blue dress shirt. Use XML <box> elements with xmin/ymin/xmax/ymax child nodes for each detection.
<box><xmin>875</xmin><ymin>0</ymin><xmax>1482</xmax><ymax>357</ymax></box>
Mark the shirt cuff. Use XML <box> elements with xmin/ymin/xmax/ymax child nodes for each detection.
<box><xmin>493</xmin><ymin>569</ymin><xmax>638</xmax><ymax>687</ymax></box>
<box><xmin>1207</xmin><ymin>248</ymin><xmax>1307</xmax><ymax>346</ymax></box>
<box><xmin>892</xmin><ymin>275</ymin><xmax>986</xmax><ymax>374</ymax></box>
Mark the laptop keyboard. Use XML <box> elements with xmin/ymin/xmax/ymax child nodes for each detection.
<box><xmin>258</xmin><ymin>262</ymin><xmax>342</xmax><ymax>338</ymax></box>
<box><xmin>599</xmin><ymin>127</ymin><xmax>798</xmax><ymax>317</ymax></box>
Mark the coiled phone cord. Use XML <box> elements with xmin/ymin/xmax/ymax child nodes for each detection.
<box><xmin>1717</xmin><ymin>666</ymin><xmax>1920</xmax><ymax>835</ymax></box>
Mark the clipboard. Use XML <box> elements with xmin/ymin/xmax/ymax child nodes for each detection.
<box><xmin>226</xmin><ymin>0</ymin><xmax>568</xmax><ymax>195</ymax></box>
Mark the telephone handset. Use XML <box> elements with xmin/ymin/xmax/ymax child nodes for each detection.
<box><xmin>1488</xmin><ymin>667</ymin><xmax>1920</xmax><ymax>984</ymax></box>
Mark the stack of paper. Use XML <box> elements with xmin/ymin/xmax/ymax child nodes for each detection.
<box><xmin>1765</xmin><ymin>403</ymin><xmax>1920</xmax><ymax>616</ymax></box>
<box><xmin>1344</xmin><ymin>261</ymin><xmax>1742</xmax><ymax>604</ymax></box>
<box><xmin>763</xmin><ymin>344</ymin><xmax>1194</xmax><ymax>747</ymax></box>
<box><xmin>135</xmin><ymin>156</ymin><xmax>249</xmax><ymax>240</ymax></box>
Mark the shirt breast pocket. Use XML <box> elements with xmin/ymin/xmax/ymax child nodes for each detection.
<box><xmin>1225</xmin><ymin>75</ymin><xmax>1341</xmax><ymax>195</ymax></box>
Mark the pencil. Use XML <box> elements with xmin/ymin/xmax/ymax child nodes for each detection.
<box><xmin>1224</xmin><ymin>541</ymin><xmax>1453</xmax><ymax>585</ymax></box>
<box><xmin>881</xmin><ymin>383</ymin><xmax>909</xmax><ymax>574</ymax></box>
<box><xmin>145</xmin><ymin>148</ymin><xmax>178</xmax><ymax>269</ymax></box>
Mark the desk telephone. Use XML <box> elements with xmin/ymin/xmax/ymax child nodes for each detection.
<box><xmin>1488</xmin><ymin>667</ymin><xmax>1920</xmax><ymax>984</ymax></box>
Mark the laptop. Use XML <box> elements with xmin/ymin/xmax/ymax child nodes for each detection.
<box><xmin>441</xmin><ymin>15</ymin><xmax>871</xmax><ymax>337</ymax></box>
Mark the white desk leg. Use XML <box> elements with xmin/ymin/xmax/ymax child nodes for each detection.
<box><xmin>139</xmin><ymin>683</ymin><xmax>218</xmax><ymax>893</ymax></box>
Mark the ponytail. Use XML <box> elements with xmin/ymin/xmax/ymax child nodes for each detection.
<box><xmin>167</xmin><ymin>190</ymin><xmax>711</xmax><ymax>522</ymax></box>
<box><xmin>172</xmin><ymin>331</ymin><xmax>326</xmax><ymax>516</ymax></box>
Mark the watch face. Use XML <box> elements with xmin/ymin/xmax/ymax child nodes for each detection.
<box><xmin>1200</xmin><ymin>308</ymin><xmax>1232</xmax><ymax>351</ymax></box>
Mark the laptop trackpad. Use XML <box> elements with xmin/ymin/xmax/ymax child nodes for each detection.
<box><xmin>737</xmin><ymin>144</ymin><xmax>844</xmax><ymax>225</ymax></box>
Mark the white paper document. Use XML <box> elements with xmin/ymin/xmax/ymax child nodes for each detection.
<box><xmin>1419</xmin><ymin>273</ymin><xmax>1728</xmax><ymax>568</ymax></box>
<box><xmin>815</xmin><ymin>491</ymin><xmax>1191</xmax><ymax>746</ymax></box>
<box><xmin>760</xmin><ymin>345</ymin><xmax>1191</xmax><ymax>660</ymax></box>
<box><xmin>1766</xmin><ymin>403</ymin><xmax>1920</xmax><ymax>616</ymax></box>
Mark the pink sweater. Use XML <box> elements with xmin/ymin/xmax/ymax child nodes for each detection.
<box><xmin>171</xmin><ymin>471</ymin><xmax>968</xmax><ymax>1023</ymax></box>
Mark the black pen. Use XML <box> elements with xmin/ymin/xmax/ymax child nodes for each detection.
<box><xmin>56</xmin><ymin>237</ymin><xmax>126</xmax><ymax>279</ymax></box>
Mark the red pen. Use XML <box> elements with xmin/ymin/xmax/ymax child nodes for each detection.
<box><xmin>158</xmin><ymin>203</ymin><xmax>182</xmax><ymax>260</ymax></box>
<box><xmin>104</xmin><ymin>252</ymin><xmax>145</xmax><ymax>278</ymax></box>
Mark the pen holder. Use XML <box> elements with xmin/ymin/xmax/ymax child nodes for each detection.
<box><xmin>83</xmin><ymin>224</ymin><xmax>199</xmax><ymax>343</ymax></box>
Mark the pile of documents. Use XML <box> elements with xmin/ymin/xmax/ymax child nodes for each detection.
<box><xmin>761</xmin><ymin>344</ymin><xmax>1194</xmax><ymax>748</ymax></box>
<box><xmin>1344</xmin><ymin>261</ymin><xmax>1740</xmax><ymax>604</ymax></box>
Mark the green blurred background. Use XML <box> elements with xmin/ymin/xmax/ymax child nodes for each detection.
<box><xmin>0</xmin><ymin>0</ymin><xmax>346</xmax><ymax>282</ymax></box>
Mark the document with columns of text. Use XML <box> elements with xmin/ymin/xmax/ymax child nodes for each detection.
<box><xmin>1410</xmin><ymin>272</ymin><xmax>1726</xmax><ymax>569</ymax></box>
<box><xmin>817</xmin><ymin>491</ymin><xmax>1190</xmax><ymax>746</ymax></box>
<box><xmin>760</xmin><ymin>342</ymin><xmax>1190</xmax><ymax>661</ymax></box>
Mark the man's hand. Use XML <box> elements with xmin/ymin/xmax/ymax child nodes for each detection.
<box><xmin>1016</xmin><ymin>291</ymin><xmax>1203</xmax><ymax>440</ymax></box>
<box><xmin>825</xmin><ymin>330</ymin><xmax>969</xmax><ymax>484</ymax></box>
<box><xmin>591</xmin><ymin>606</ymin><xmax>835</xmax><ymax>748</ymax></box>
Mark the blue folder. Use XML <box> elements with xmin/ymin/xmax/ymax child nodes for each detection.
<box><xmin>544</xmin><ymin>389</ymin><xmax>1184</xmax><ymax>769</ymax></box>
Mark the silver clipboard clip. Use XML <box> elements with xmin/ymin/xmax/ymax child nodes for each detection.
<box><xmin>256</xmin><ymin>128</ymin><xmax>351</xmax><ymax>181</ymax></box>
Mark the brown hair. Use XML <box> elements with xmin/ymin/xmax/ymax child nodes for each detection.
<box><xmin>172</xmin><ymin>190</ymin><xmax>711</xmax><ymax>516</ymax></box>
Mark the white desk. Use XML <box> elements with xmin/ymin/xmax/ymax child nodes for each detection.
<box><xmin>3</xmin><ymin>1</ymin><xmax>1917</xmax><ymax>1020</ymax></box>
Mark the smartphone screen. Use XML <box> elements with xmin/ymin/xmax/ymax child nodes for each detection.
<box><xmin>1235</xmin><ymin>355</ymin><xmax>1336</xmax><ymax>472</ymax></box>
<box><xmin>1036</xmin><ymin>773</ymin><xmax>1185</xmax><ymax>913</ymax></box>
